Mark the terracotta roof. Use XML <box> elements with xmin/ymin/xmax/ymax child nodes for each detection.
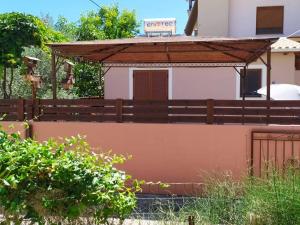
<box><xmin>271</xmin><ymin>37</ymin><xmax>300</xmax><ymax>52</ymax></box>
<box><xmin>48</xmin><ymin>36</ymin><xmax>274</xmax><ymax>65</ymax></box>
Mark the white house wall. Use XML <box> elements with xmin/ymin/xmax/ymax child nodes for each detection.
<box><xmin>197</xmin><ymin>0</ymin><xmax>229</xmax><ymax>37</ymax></box>
<box><xmin>229</xmin><ymin>0</ymin><xmax>300</xmax><ymax>37</ymax></box>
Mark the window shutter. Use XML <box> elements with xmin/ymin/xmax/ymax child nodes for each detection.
<box><xmin>240</xmin><ymin>69</ymin><xmax>262</xmax><ymax>98</ymax></box>
<box><xmin>256</xmin><ymin>6</ymin><xmax>284</xmax><ymax>34</ymax></box>
<box><xmin>296</xmin><ymin>53</ymin><xmax>300</xmax><ymax>71</ymax></box>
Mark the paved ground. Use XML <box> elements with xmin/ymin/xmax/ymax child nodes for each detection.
<box><xmin>123</xmin><ymin>219</ymin><xmax>185</xmax><ymax>225</ymax></box>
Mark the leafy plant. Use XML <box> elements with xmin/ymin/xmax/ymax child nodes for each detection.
<box><xmin>244</xmin><ymin>168</ymin><xmax>300</xmax><ymax>225</ymax></box>
<box><xmin>0</xmin><ymin>12</ymin><xmax>67</xmax><ymax>99</ymax></box>
<box><xmin>0</xmin><ymin>129</ymin><xmax>138</xmax><ymax>224</ymax></box>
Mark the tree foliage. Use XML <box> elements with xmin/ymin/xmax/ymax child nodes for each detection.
<box><xmin>0</xmin><ymin>12</ymin><xmax>66</xmax><ymax>99</ymax></box>
<box><xmin>0</xmin><ymin>128</ymin><xmax>138</xmax><ymax>224</ymax></box>
<box><xmin>73</xmin><ymin>5</ymin><xmax>139</xmax><ymax>98</ymax></box>
<box><xmin>0</xmin><ymin>4</ymin><xmax>140</xmax><ymax>99</ymax></box>
<box><xmin>54</xmin><ymin>16</ymin><xmax>78</xmax><ymax>41</ymax></box>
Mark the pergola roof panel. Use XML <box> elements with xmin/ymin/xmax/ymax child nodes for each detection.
<box><xmin>48</xmin><ymin>36</ymin><xmax>275</xmax><ymax>65</ymax></box>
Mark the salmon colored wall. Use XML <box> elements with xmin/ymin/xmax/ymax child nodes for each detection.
<box><xmin>35</xmin><ymin>122</ymin><xmax>299</xmax><ymax>188</ymax></box>
<box><xmin>6</xmin><ymin>121</ymin><xmax>300</xmax><ymax>195</ymax></box>
<box><xmin>32</xmin><ymin>122</ymin><xmax>300</xmax><ymax>194</ymax></box>
<box><xmin>0</xmin><ymin>122</ymin><xmax>27</xmax><ymax>138</ymax></box>
<box><xmin>33</xmin><ymin>123</ymin><xmax>251</xmax><ymax>184</ymax></box>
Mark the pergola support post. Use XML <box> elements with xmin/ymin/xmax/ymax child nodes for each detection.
<box><xmin>51</xmin><ymin>51</ymin><xmax>57</xmax><ymax>100</ymax></box>
<box><xmin>242</xmin><ymin>66</ymin><xmax>247</xmax><ymax>124</ymax></box>
<box><xmin>266</xmin><ymin>47</ymin><xmax>272</xmax><ymax>124</ymax></box>
<box><xmin>267</xmin><ymin>47</ymin><xmax>271</xmax><ymax>101</ymax></box>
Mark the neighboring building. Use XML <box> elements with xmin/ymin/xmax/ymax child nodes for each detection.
<box><xmin>105</xmin><ymin>1</ymin><xmax>300</xmax><ymax>100</ymax></box>
<box><xmin>144</xmin><ymin>18</ymin><xmax>176</xmax><ymax>37</ymax></box>
<box><xmin>183</xmin><ymin>0</ymin><xmax>300</xmax><ymax>100</ymax></box>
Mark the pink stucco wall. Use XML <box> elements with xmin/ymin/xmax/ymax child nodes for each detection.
<box><xmin>295</xmin><ymin>70</ymin><xmax>300</xmax><ymax>85</ymax></box>
<box><xmin>4</xmin><ymin>121</ymin><xmax>300</xmax><ymax>195</ymax></box>
<box><xmin>172</xmin><ymin>67</ymin><xmax>236</xmax><ymax>99</ymax></box>
<box><xmin>251</xmin><ymin>52</ymin><xmax>296</xmax><ymax>85</ymax></box>
<box><xmin>30</xmin><ymin>122</ymin><xmax>300</xmax><ymax>195</ymax></box>
<box><xmin>105</xmin><ymin>67</ymin><xmax>129</xmax><ymax>99</ymax></box>
<box><xmin>0</xmin><ymin>122</ymin><xmax>27</xmax><ymax>138</ymax></box>
<box><xmin>32</xmin><ymin>122</ymin><xmax>252</xmax><ymax>193</ymax></box>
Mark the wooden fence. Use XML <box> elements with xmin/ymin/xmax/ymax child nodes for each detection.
<box><xmin>2</xmin><ymin>99</ymin><xmax>300</xmax><ymax>125</ymax></box>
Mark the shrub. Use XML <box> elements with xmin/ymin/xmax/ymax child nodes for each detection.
<box><xmin>0</xmin><ymin>129</ymin><xmax>138</xmax><ymax>224</ymax></box>
<box><xmin>153</xmin><ymin>172</ymin><xmax>245</xmax><ymax>225</ymax></box>
<box><xmin>155</xmin><ymin>168</ymin><xmax>300</xmax><ymax>225</ymax></box>
<box><xmin>244</xmin><ymin>168</ymin><xmax>300</xmax><ymax>225</ymax></box>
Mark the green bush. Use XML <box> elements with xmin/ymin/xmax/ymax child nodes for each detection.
<box><xmin>244</xmin><ymin>168</ymin><xmax>300</xmax><ymax>225</ymax></box>
<box><xmin>0</xmin><ymin>129</ymin><xmax>138</xmax><ymax>224</ymax></box>
<box><xmin>156</xmin><ymin>168</ymin><xmax>300</xmax><ymax>225</ymax></box>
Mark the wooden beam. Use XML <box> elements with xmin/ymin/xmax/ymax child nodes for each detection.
<box><xmin>267</xmin><ymin>47</ymin><xmax>271</xmax><ymax>101</ymax></box>
<box><xmin>198</xmin><ymin>42</ymin><xmax>245</xmax><ymax>62</ymax></box>
<box><xmin>242</xmin><ymin>66</ymin><xmax>247</xmax><ymax>124</ymax></box>
<box><xmin>51</xmin><ymin>51</ymin><xmax>57</xmax><ymax>99</ymax></box>
<box><xmin>99</xmin><ymin>45</ymin><xmax>132</xmax><ymax>62</ymax></box>
<box><xmin>242</xmin><ymin>66</ymin><xmax>247</xmax><ymax>101</ymax></box>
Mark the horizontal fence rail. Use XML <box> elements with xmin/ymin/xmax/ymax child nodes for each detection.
<box><xmin>1</xmin><ymin>99</ymin><xmax>300</xmax><ymax>125</ymax></box>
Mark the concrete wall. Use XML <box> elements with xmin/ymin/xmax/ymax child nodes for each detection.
<box><xmin>228</xmin><ymin>0</ymin><xmax>300</xmax><ymax>37</ymax></box>
<box><xmin>32</xmin><ymin>122</ymin><xmax>251</xmax><ymax>184</ymax></box>
<box><xmin>197</xmin><ymin>0</ymin><xmax>229</xmax><ymax>37</ymax></box>
<box><xmin>28</xmin><ymin>122</ymin><xmax>300</xmax><ymax>195</ymax></box>
<box><xmin>4</xmin><ymin>121</ymin><xmax>300</xmax><ymax>195</ymax></box>
<box><xmin>0</xmin><ymin>122</ymin><xmax>27</xmax><ymax>138</ymax></box>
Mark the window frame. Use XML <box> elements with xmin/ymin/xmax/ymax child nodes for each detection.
<box><xmin>256</xmin><ymin>6</ymin><xmax>284</xmax><ymax>35</ymax></box>
<box><xmin>239</xmin><ymin>69</ymin><xmax>262</xmax><ymax>98</ymax></box>
<box><xmin>235</xmin><ymin>65</ymin><xmax>266</xmax><ymax>100</ymax></box>
<box><xmin>295</xmin><ymin>53</ymin><xmax>300</xmax><ymax>71</ymax></box>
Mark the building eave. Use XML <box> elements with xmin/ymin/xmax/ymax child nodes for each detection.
<box><xmin>184</xmin><ymin>0</ymin><xmax>198</xmax><ymax>36</ymax></box>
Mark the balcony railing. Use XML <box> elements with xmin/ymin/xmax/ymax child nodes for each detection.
<box><xmin>1</xmin><ymin>99</ymin><xmax>300</xmax><ymax>125</ymax></box>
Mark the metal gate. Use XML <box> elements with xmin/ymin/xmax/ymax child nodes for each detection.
<box><xmin>251</xmin><ymin>130</ymin><xmax>300</xmax><ymax>177</ymax></box>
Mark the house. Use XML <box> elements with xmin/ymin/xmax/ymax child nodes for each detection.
<box><xmin>104</xmin><ymin>0</ymin><xmax>300</xmax><ymax>101</ymax></box>
<box><xmin>184</xmin><ymin>0</ymin><xmax>300</xmax><ymax>100</ymax></box>
<box><xmin>10</xmin><ymin>2</ymin><xmax>300</xmax><ymax>195</ymax></box>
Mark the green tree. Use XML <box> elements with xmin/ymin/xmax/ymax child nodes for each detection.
<box><xmin>0</xmin><ymin>12</ymin><xmax>66</xmax><ymax>99</ymax></box>
<box><xmin>0</xmin><ymin>13</ymin><xmax>42</xmax><ymax>99</ymax></box>
<box><xmin>54</xmin><ymin>16</ymin><xmax>78</xmax><ymax>41</ymax></box>
<box><xmin>73</xmin><ymin>5</ymin><xmax>139</xmax><ymax>98</ymax></box>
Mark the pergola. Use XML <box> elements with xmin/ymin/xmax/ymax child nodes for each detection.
<box><xmin>48</xmin><ymin>36</ymin><xmax>275</xmax><ymax>100</ymax></box>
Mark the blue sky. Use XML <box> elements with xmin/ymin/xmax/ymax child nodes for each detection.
<box><xmin>0</xmin><ymin>0</ymin><xmax>188</xmax><ymax>34</ymax></box>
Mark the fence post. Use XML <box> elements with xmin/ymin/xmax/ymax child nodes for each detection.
<box><xmin>17</xmin><ymin>98</ymin><xmax>25</xmax><ymax>121</ymax></box>
<box><xmin>116</xmin><ymin>99</ymin><xmax>123</xmax><ymax>123</ymax></box>
<box><xmin>266</xmin><ymin>100</ymin><xmax>270</xmax><ymax>125</ymax></box>
<box><xmin>206</xmin><ymin>99</ymin><xmax>214</xmax><ymax>124</ymax></box>
<box><xmin>188</xmin><ymin>216</ymin><xmax>195</xmax><ymax>225</ymax></box>
<box><xmin>33</xmin><ymin>99</ymin><xmax>41</xmax><ymax>121</ymax></box>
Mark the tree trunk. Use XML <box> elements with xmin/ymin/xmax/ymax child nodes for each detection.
<box><xmin>2</xmin><ymin>66</ymin><xmax>8</xmax><ymax>99</ymax></box>
<box><xmin>8</xmin><ymin>67</ymin><xmax>14</xmax><ymax>99</ymax></box>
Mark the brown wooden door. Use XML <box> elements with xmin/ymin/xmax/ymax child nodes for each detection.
<box><xmin>133</xmin><ymin>70</ymin><xmax>168</xmax><ymax>122</ymax></box>
<box><xmin>133</xmin><ymin>70</ymin><xmax>168</xmax><ymax>100</ymax></box>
